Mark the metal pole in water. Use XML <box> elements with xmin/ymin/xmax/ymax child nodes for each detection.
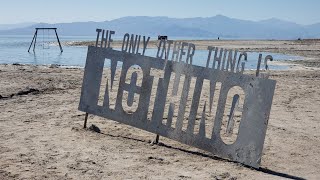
<box><xmin>33</xmin><ymin>30</ymin><xmax>38</xmax><ymax>52</ymax></box>
<box><xmin>55</xmin><ymin>29</ymin><xmax>63</xmax><ymax>53</ymax></box>
<box><xmin>28</xmin><ymin>31</ymin><xmax>37</xmax><ymax>52</ymax></box>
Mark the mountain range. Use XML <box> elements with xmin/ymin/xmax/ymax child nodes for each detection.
<box><xmin>0</xmin><ymin>15</ymin><xmax>319</xmax><ymax>39</ymax></box>
<box><xmin>0</xmin><ymin>22</ymin><xmax>36</xmax><ymax>31</ymax></box>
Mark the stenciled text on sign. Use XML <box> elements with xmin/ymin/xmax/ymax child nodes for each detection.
<box><xmin>79</xmin><ymin>29</ymin><xmax>276</xmax><ymax>168</ymax></box>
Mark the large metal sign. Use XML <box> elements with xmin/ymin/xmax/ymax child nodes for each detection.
<box><xmin>79</xmin><ymin>29</ymin><xmax>276</xmax><ymax>168</ymax></box>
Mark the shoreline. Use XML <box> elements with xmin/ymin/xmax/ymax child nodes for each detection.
<box><xmin>62</xmin><ymin>39</ymin><xmax>320</xmax><ymax>68</ymax></box>
<box><xmin>1</xmin><ymin>58</ymin><xmax>319</xmax><ymax>72</ymax></box>
<box><xmin>63</xmin><ymin>39</ymin><xmax>320</xmax><ymax>57</ymax></box>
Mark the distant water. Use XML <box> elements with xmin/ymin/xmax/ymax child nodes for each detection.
<box><xmin>0</xmin><ymin>35</ymin><xmax>305</xmax><ymax>70</ymax></box>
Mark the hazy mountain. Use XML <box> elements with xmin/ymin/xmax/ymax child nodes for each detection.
<box><xmin>305</xmin><ymin>23</ymin><xmax>320</xmax><ymax>38</ymax></box>
<box><xmin>0</xmin><ymin>16</ymin><xmax>319</xmax><ymax>39</ymax></box>
<box><xmin>0</xmin><ymin>22</ymin><xmax>36</xmax><ymax>31</ymax></box>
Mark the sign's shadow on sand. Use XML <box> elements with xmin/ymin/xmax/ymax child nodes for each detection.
<box><xmin>89</xmin><ymin>127</ymin><xmax>305</xmax><ymax>180</ymax></box>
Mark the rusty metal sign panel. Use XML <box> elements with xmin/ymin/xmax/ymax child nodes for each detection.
<box><xmin>78</xmin><ymin>29</ymin><xmax>276</xmax><ymax>168</ymax></box>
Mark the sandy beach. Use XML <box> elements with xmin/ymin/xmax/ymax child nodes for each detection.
<box><xmin>1</xmin><ymin>40</ymin><xmax>320</xmax><ymax>179</ymax></box>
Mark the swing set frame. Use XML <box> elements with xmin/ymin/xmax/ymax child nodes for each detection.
<box><xmin>28</xmin><ymin>28</ymin><xmax>63</xmax><ymax>53</ymax></box>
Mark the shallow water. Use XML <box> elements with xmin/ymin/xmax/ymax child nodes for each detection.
<box><xmin>0</xmin><ymin>35</ymin><xmax>305</xmax><ymax>70</ymax></box>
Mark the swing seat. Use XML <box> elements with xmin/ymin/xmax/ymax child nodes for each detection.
<box><xmin>43</xmin><ymin>43</ymin><xmax>50</xmax><ymax>49</ymax></box>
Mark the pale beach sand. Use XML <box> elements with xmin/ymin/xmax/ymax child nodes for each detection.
<box><xmin>1</xmin><ymin>40</ymin><xmax>320</xmax><ymax>179</ymax></box>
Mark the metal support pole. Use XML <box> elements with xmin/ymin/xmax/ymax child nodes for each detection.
<box><xmin>84</xmin><ymin>113</ymin><xmax>89</xmax><ymax>128</ymax></box>
<box><xmin>151</xmin><ymin>44</ymin><xmax>168</xmax><ymax>144</ymax></box>
<box><xmin>28</xmin><ymin>31</ymin><xmax>37</xmax><ymax>52</ymax></box>
<box><xmin>153</xmin><ymin>134</ymin><xmax>160</xmax><ymax>144</ymax></box>
<box><xmin>151</xmin><ymin>44</ymin><xmax>167</xmax><ymax>145</ymax></box>
<box><xmin>55</xmin><ymin>29</ymin><xmax>63</xmax><ymax>53</ymax></box>
<box><xmin>33</xmin><ymin>30</ymin><xmax>38</xmax><ymax>52</ymax></box>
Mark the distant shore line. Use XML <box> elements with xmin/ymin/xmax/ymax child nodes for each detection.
<box><xmin>50</xmin><ymin>39</ymin><xmax>320</xmax><ymax>68</ymax></box>
<box><xmin>1</xmin><ymin>59</ymin><xmax>318</xmax><ymax>71</ymax></box>
<box><xmin>60</xmin><ymin>39</ymin><xmax>320</xmax><ymax>57</ymax></box>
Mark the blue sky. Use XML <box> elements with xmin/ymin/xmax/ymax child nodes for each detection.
<box><xmin>0</xmin><ymin>0</ymin><xmax>319</xmax><ymax>25</ymax></box>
